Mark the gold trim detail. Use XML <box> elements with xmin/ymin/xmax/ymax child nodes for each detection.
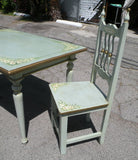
<box><xmin>101</xmin><ymin>49</ymin><xmax>105</xmax><ymax>53</ymax></box>
<box><xmin>0</xmin><ymin>47</ymin><xmax>86</xmax><ymax>75</ymax></box>
<box><xmin>0</xmin><ymin>56</ymin><xmax>36</xmax><ymax>66</ymax></box>
<box><xmin>104</xmin><ymin>50</ymin><xmax>108</xmax><ymax>54</ymax></box>
<box><xmin>61</xmin><ymin>42</ymin><xmax>79</xmax><ymax>51</ymax></box>
<box><xmin>127</xmin><ymin>8</ymin><xmax>131</xmax><ymax>12</ymax></box>
<box><xmin>51</xmin><ymin>83</ymin><xmax>66</xmax><ymax>91</ymax></box>
<box><xmin>108</xmin><ymin>53</ymin><xmax>112</xmax><ymax>57</ymax></box>
<box><xmin>58</xmin><ymin>100</ymin><xmax>81</xmax><ymax>112</ymax></box>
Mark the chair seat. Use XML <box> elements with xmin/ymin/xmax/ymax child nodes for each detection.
<box><xmin>50</xmin><ymin>81</ymin><xmax>108</xmax><ymax>114</ymax></box>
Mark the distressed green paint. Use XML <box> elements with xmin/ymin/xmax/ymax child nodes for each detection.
<box><xmin>49</xmin><ymin>7</ymin><xmax>130</xmax><ymax>154</ymax></box>
<box><xmin>0</xmin><ymin>29</ymin><xmax>85</xmax><ymax>72</ymax></box>
<box><xmin>60</xmin><ymin>42</ymin><xmax>79</xmax><ymax>51</ymax></box>
<box><xmin>0</xmin><ymin>56</ymin><xmax>36</xmax><ymax>66</ymax></box>
<box><xmin>58</xmin><ymin>100</ymin><xmax>81</xmax><ymax>112</ymax></box>
<box><xmin>50</xmin><ymin>81</ymin><xmax>108</xmax><ymax>114</ymax></box>
<box><xmin>0</xmin><ymin>29</ymin><xmax>86</xmax><ymax>144</ymax></box>
<box><xmin>50</xmin><ymin>83</ymin><xmax>66</xmax><ymax>91</ymax></box>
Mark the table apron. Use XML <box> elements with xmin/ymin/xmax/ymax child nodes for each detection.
<box><xmin>8</xmin><ymin>55</ymin><xmax>76</xmax><ymax>81</ymax></box>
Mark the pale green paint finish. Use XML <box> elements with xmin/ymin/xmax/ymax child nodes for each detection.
<box><xmin>50</xmin><ymin>82</ymin><xmax>108</xmax><ymax>114</ymax></box>
<box><xmin>0</xmin><ymin>29</ymin><xmax>85</xmax><ymax>71</ymax></box>
<box><xmin>50</xmin><ymin>83</ymin><xmax>67</xmax><ymax>91</ymax></box>
<box><xmin>49</xmin><ymin>7</ymin><xmax>130</xmax><ymax>154</ymax></box>
<box><xmin>101</xmin><ymin>23</ymin><xmax>119</xmax><ymax>36</ymax></box>
<box><xmin>0</xmin><ymin>29</ymin><xmax>86</xmax><ymax>144</ymax></box>
<box><xmin>91</xmin><ymin>7</ymin><xmax>130</xmax><ymax>145</ymax></box>
<box><xmin>0</xmin><ymin>56</ymin><xmax>36</xmax><ymax>66</ymax></box>
<box><xmin>13</xmin><ymin>93</ymin><xmax>28</xmax><ymax>143</ymax></box>
<box><xmin>59</xmin><ymin>116</ymin><xmax>68</xmax><ymax>154</ymax></box>
<box><xmin>92</xmin><ymin>7</ymin><xmax>129</xmax><ymax>102</ymax></box>
<box><xmin>67</xmin><ymin>132</ymin><xmax>102</xmax><ymax>145</ymax></box>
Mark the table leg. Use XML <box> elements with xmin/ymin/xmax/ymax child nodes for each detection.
<box><xmin>11</xmin><ymin>80</ymin><xmax>28</xmax><ymax>143</ymax></box>
<box><xmin>66</xmin><ymin>55</ymin><xmax>76</xmax><ymax>82</ymax></box>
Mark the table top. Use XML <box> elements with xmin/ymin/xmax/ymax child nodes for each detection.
<box><xmin>0</xmin><ymin>29</ymin><xmax>86</xmax><ymax>75</ymax></box>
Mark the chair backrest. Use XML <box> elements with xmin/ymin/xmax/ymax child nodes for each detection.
<box><xmin>91</xmin><ymin>6</ymin><xmax>130</xmax><ymax>103</ymax></box>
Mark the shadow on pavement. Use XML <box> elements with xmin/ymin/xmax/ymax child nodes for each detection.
<box><xmin>0</xmin><ymin>75</ymin><xmax>51</xmax><ymax>136</ymax></box>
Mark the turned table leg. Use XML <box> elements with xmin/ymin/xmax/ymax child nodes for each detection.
<box><xmin>11</xmin><ymin>79</ymin><xmax>28</xmax><ymax>143</ymax></box>
<box><xmin>66</xmin><ymin>55</ymin><xmax>76</xmax><ymax>82</ymax></box>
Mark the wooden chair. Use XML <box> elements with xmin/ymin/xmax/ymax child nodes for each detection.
<box><xmin>49</xmin><ymin>6</ymin><xmax>130</xmax><ymax>154</ymax></box>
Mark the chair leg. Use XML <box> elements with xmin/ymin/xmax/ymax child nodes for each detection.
<box><xmin>59</xmin><ymin>115</ymin><xmax>68</xmax><ymax>154</ymax></box>
<box><xmin>51</xmin><ymin>96</ymin><xmax>55</xmax><ymax>126</ymax></box>
<box><xmin>51</xmin><ymin>96</ymin><xmax>58</xmax><ymax>126</ymax></box>
<box><xmin>99</xmin><ymin>108</ymin><xmax>111</xmax><ymax>144</ymax></box>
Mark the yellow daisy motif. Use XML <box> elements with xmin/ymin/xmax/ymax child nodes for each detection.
<box><xmin>58</xmin><ymin>100</ymin><xmax>81</xmax><ymax>112</ymax></box>
<box><xmin>0</xmin><ymin>56</ymin><xmax>35</xmax><ymax>66</ymax></box>
<box><xmin>61</xmin><ymin>42</ymin><xmax>79</xmax><ymax>51</ymax></box>
<box><xmin>51</xmin><ymin>83</ymin><xmax>66</xmax><ymax>91</ymax></box>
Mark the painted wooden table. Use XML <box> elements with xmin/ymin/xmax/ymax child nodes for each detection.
<box><xmin>0</xmin><ymin>29</ymin><xmax>86</xmax><ymax>143</ymax></box>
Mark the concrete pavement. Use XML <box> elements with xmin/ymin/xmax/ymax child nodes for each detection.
<box><xmin>0</xmin><ymin>14</ymin><xmax>138</xmax><ymax>160</ymax></box>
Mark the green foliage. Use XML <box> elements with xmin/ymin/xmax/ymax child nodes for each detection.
<box><xmin>0</xmin><ymin>0</ymin><xmax>16</xmax><ymax>13</ymax></box>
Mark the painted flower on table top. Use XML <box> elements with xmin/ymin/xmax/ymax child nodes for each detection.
<box><xmin>0</xmin><ymin>56</ymin><xmax>35</xmax><ymax>66</ymax></box>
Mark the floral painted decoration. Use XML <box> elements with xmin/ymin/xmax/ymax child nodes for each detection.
<box><xmin>50</xmin><ymin>83</ymin><xmax>66</xmax><ymax>91</ymax></box>
<box><xmin>0</xmin><ymin>56</ymin><xmax>35</xmax><ymax>66</ymax></box>
<box><xmin>61</xmin><ymin>42</ymin><xmax>79</xmax><ymax>51</ymax></box>
<box><xmin>58</xmin><ymin>100</ymin><xmax>81</xmax><ymax>112</ymax></box>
